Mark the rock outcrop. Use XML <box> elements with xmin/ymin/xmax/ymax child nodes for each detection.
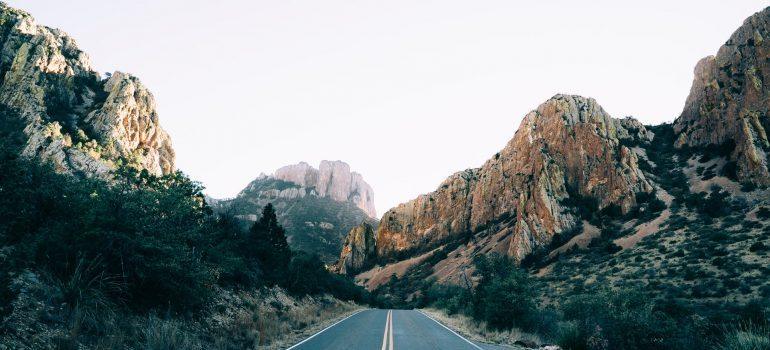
<box><xmin>336</xmin><ymin>222</ymin><xmax>377</xmax><ymax>275</ymax></box>
<box><xmin>376</xmin><ymin>95</ymin><xmax>653</xmax><ymax>261</ymax></box>
<box><xmin>674</xmin><ymin>7</ymin><xmax>770</xmax><ymax>185</ymax></box>
<box><xmin>274</xmin><ymin>160</ymin><xmax>377</xmax><ymax>218</ymax></box>
<box><xmin>0</xmin><ymin>3</ymin><xmax>174</xmax><ymax>176</ymax></box>
<box><xmin>211</xmin><ymin>162</ymin><xmax>378</xmax><ymax>263</ymax></box>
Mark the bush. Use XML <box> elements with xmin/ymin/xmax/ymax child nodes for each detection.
<box><xmin>750</xmin><ymin>242</ymin><xmax>768</xmax><ymax>253</ymax></box>
<box><xmin>758</xmin><ymin>207</ymin><xmax>770</xmax><ymax>220</ymax></box>
<box><xmin>560</xmin><ymin>289</ymin><xmax>679</xmax><ymax>350</ymax></box>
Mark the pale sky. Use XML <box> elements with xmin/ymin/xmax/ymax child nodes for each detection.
<box><xmin>7</xmin><ymin>0</ymin><xmax>768</xmax><ymax>216</ymax></box>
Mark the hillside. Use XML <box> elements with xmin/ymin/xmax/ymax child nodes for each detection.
<box><xmin>343</xmin><ymin>7</ymin><xmax>770</xmax><ymax>348</ymax></box>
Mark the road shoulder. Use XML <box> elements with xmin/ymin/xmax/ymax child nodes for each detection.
<box><xmin>275</xmin><ymin>306</ymin><xmax>366</xmax><ymax>350</ymax></box>
<box><xmin>419</xmin><ymin>308</ymin><xmax>552</xmax><ymax>350</ymax></box>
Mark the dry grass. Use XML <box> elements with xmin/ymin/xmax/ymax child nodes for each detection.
<box><xmin>206</xmin><ymin>287</ymin><xmax>363</xmax><ymax>350</ymax></box>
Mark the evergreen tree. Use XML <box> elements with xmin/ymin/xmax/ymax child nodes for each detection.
<box><xmin>249</xmin><ymin>203</ymin><xmax>291</xmax><ymax>282</ymax></box>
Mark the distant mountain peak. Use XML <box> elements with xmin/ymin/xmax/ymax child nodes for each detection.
<box><xmin>272</xmin><ymin>160</ymin><xmax>377</xmax><ymax>218</ymax></box>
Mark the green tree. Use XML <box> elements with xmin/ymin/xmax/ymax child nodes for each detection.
<box><xmin>284</xmin><ymin>252</ymin><xmax>326</xmax><ymax>295</ymax></box>
<box><xmin>473</xmin><ymin>253</ymin><xmax>538</xmax><ymax>330</ymax></box>
<box><xmin>248</xmin><ymin>203</ymin><xmax>291</xmax><ymax>282</ymax></box>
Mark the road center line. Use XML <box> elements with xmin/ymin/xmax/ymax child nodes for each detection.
<box><xmin>388</xmin><ymin>310</ymin><xmax>394</xmax><ymax>350</ymax></box>
<box><xmin>380</xmin><ymin>310</ymin><xmax>391</xmax><ymax>350</ymax></box>
<box><xmin>416</xmin><ymin>309</ymin><xmax>483</xmax><ymax>350</ymax></box>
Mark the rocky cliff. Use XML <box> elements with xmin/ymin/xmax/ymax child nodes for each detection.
<box><xmin>376</xmin><ymin>95</ymin><xmax>653</xmax><ymax>261</ymax></box>
<box><xmin>212</xmin><ymin>162</ymin><xmax>378</xmax><ymax>263</ymax></box>
<box><xmin>274</xmin><ymin>160</ymin><xmax>376</xmax><ymax>218</ymax></box>
<box><xmin>336</xmin><ymin>222</ymin><xmax>376</xmax><ymax>275</ymax></box>
<box><xmin>674</xmin><ymin>7</ymin><xmax>770</xmax><ymax>185</ymax></box>
<box><xmin>0</xmin><ymin>3</ymin><xmax>174</xmax><ymax>176</ymax></box>
<box><xmin>356</xmin><ymin>9</ymin><xmax>770</xmax><ymax>311</ymax></box>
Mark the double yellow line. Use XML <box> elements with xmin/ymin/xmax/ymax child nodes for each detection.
<box><xmin>380</xmin><ymin>310</ymin><xmax>394</xmax><ymax>350</ymax></box>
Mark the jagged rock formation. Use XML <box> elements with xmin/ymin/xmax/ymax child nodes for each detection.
<box><xmin>274</xmin><ymin>161</ymin><xmax>376</xmax><ymax>218</ymax></box>
<box><xmin>355</xmin><ymin>9</ymin><xmax>770</xmax><ymax>307</ymax></box>
<box><xmin>0</xmin><ymin>3</ymin><xmax>174</xmax><ymax>176</ymax></box>
<box><xmin>376</xmin><ymin>95</ymin><xmax>653</xmax><ymax>262</ymax></box>
<box><xmin>674</xmin><ymin>7</ymin><xmax>770</xmax><ymax>185</ymax></box>
<box><xmin>211</xmin><ymin>162</ymin><xmax>378</xmax><ymax>263</ymax></box>
<box><xmin>336</xmin><ymin>222</ymin><xmax>376</xmax><ymax>275</ymax></box>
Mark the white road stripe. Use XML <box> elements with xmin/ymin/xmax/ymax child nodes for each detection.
<box><xmin>286</xmin><ymin>309</ymin><xmax>366</xmax><ymax>350</ymax></box>
<box><xmin>416</xmin><ymin>309</ymin><xmax>484</xmax><ymax>350</ymax></box>
<box><xmin>388</xmin><ymin>310</ymin><xmax>394</xmax><ymax>350</ymax></box>
<box><xmin>380</xmin><ymin>310</ymin><xmax>391</xmax><ymax>350</ymax></box>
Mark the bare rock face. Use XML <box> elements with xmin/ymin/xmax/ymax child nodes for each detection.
<box><xmin>674</xmin><ymin>7</ymin><xmax>770</xmax><ymax>185</ymax></box>
<box><xmin>0</xmin><ymin>3</ymin><xmax>174</xmax><ymax>176</ymax></box>
<box><xmin>376</xmin><ymin>95</ymin><xmax>653</xmax><ymax>261</ymax></box>
<box><xmin>273</xmin><ymin>160</ymin><xmax>377</xmax><ymax>218</ymax></box>
<box><xmin>336</xmin><ymin>222</ymin><xmax>376</xmax><ymax>275</ymax></box>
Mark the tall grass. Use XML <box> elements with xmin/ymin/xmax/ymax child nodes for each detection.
<box><xmin>52</xmin><ymin>256</ymin><xmax>125</xmax><ymax>346</ymax></box>
<box><xmin>714</xmin><ymin>324</ymin><xmax>770</xmax><ymax>350</ymax></box>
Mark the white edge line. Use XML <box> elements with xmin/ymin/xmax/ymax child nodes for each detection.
<box><xmin>416</xmin><ymin>309</ymin><xmax>484</xmax><ymax>350</ymax></box>
<box><xmin>286</xmin><ymin>309</ymin><xmax>367</xmax><ymax>350</ymax></box>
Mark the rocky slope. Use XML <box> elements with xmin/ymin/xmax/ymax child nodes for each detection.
<box><xmin>674</xmin><ymin>7</ymin><xmax>770</xmax><ymax>185</ymax></box>
<box><xmin>212</xmin><ymin>161</ymin><xmax>377</xmax><ymax>263</ymax></box>
<box><xmin>352</xmin><ymin>7</ymin><xmax>770</xmax><ymax>311</ymax></box>
<box><xmin>0</xmin><ymin>3</ymin><xmax>174</xmax><ymax>176</ymax></box>
<box><xmin>376</xmin><ymin>95</ymin><xmax>653</xmax><ymax>262</ymax></box>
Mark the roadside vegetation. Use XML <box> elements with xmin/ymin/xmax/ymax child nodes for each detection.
<box><xmin>0</xmin><ymin>115</ymin><xmax>368</xmax><ymax>349</ymax></box>
<box><xmin>388</xmin><ymin>253</ymin><xmax>769</xmax><ymax>350</ymax></box>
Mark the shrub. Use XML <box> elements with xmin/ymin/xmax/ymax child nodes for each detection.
<box><xmin>560</xmin><ymin>289</ymin><xmax>679</xmax><ymax>350</ymax></box>
<box><xmin>750</xmin><ymin>242</ymin><xmax>768</xmax><ymax>253</ymax></box>
<box><xmin>758</xmin><ymin>207</ymin><xmax>770</xmax><ymax>220</ymax></box>
<box><xmin>721</xmin><ymin>161</ymin><xmax>739</xmax><ymax>181</ymax></box>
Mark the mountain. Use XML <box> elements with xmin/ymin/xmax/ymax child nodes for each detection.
<box><xmin>212</xmin><ymin>161</ymin><xmax>377</xmax><ymax>263</ymax></box>
<box><xmin>0</xmin><ymin>4</ymin><xmax>174</xmax><ymax>177</ymax></box>
<box><xmin>674</xmin><ymin>10</ymin><xmax>770</xmax><ymax>185</ymax></box>
<box><xmin>351</xmin><ymin>7</ymin><xmax>770</xmax><ymax>311</ymax></box>
<box><xmin>377</xmin><ymin>95</ymin><xmax>653</xmax><ymax>262</ymax></box>
<box><xmin>273</xmin><ymin>160</ymin><xmax>377</xmax><ymax>218</ymax></box>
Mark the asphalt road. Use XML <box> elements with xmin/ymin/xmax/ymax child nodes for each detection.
<box><xmin>287</xmin><ymin>309</ymin><xmax>505</xmax><ymax>350</ymax></box>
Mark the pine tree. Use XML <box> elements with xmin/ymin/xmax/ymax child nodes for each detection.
<box><xmin>249</xmin><ymin>203</ymin><xmax>291</xmax><ymax>282</ymax></box>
